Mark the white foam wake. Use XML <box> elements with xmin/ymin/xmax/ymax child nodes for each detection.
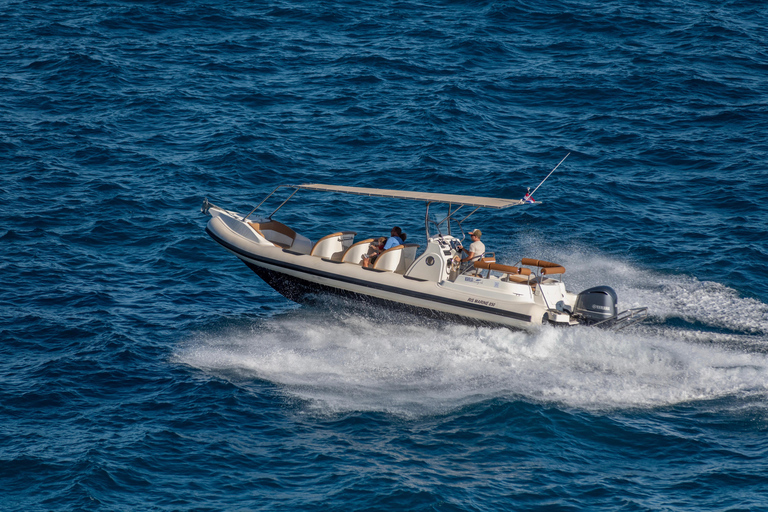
<box><xmin>177</xmin><ymin>241</ymin><xmax>768</xmax><ymax>416</ymax></box>
<box><xmin>177</xmin><ymin>295</ymin><xmax>768</xmax><ymax>417</ymax></box>
<box><xmin>499</xmin><ymin>237</ymin><xmax>768</xmax><ymax>334</ymax></box>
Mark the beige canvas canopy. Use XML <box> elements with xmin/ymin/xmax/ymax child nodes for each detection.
<box><xmin>242</xmin><ymin>184</ymin><xmax>528</xmax><ymax>234</ymax></box>
<box><xmin>294</xmin><ymin>183</ymin><xmax>524</xmax><ymax>209</ymax></box>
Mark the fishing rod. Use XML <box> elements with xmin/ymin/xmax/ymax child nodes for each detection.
<box><xmin>523</xmin><ymin>152</ymin><xmax>570</xmax><ymax>202</ymax></box>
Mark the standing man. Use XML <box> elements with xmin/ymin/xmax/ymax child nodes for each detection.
<box><xmin>459</xmin><ymin>229</ymin><xmax>485</xmax><ymax>263</ymax></box>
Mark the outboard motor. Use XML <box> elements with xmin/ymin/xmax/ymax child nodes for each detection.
<box><xmin>574</xmin><ymin>286</ymin><xmax>618</xmax><ymax>325</ymax></box>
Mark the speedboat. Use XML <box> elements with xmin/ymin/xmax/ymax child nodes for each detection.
<box><xmin>202</xmin><ymin>184</ymin><xmax>647</xmax><ymax>331</ymax></box>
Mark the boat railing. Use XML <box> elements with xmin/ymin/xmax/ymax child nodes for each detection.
<box><xmin>467</xmin><ymin>255</ymin><xmax>536</xmax><ymax>283</ymax></box>
<box><xmin>459</xmin><ymin>254</ymin><xmax>494</xmax><ymax>277</ymax></box>
<box><xmin>242</xmin><ymin>185</ymin><xmax>299</xmax><ymax>221</ymax></box>
<box><xmin>539</xmin><ymin>265</ymin><xmax>566</xmax><ymax>282</ymax></box>
<box><xmin>592</xmin><ymin>307</ymin><xmax>649</xmax><ymax>330</ymax></box>
<box><xmin>201</xmin><ymin>198</ymin><xmax>240</xmax><ymax>219</ymax></box>
<box><xmin>509</xmin><ymin>258</ymin><xmax>566</xmax><ymax>282</ymax></box>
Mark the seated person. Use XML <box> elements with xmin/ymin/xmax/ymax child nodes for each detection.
<box><xmin>362</xmin><ymin>226</ymin><xmax>403</xmax><ymax>268</ymax></box>
<box><xmin>458</xmin><ymin>229</ymin><xmax>485</xmax><ymax>264</ymax></box>
<box><xmin>367</xmin><ymin>236</ymin><xmax>387</xmax><ymax>256</ymax></box>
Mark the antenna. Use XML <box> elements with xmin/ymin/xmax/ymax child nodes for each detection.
<box><xmin>528</xmin><ymin>152</ymin><xmax>570</xmax><ymax>198</ymax></box>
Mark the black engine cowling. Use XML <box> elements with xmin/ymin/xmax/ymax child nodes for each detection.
<box><xmin>574</xmin><ymin>286</ymin><xmax>618</xmax><ymax>325</ymax></box>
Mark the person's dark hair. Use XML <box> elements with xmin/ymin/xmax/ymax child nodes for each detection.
<box><xmin>401</xmin><ymin>232</ymin><xmax>407</xmax><ymax>242</ymax></box>
<box><xmin>393</xmin><ymin>226</ymin><xmax>402</xmax><ymax>236</ymax></box>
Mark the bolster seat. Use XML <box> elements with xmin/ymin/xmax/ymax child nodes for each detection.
<box><xmin>372</xmin><ymin>244</ymin><xmax>404</xmax><ymax>272</ymax></box>
<box><xmin>311</xmin><ymin>231</ymin><xmax>356</xmax><ymax>261</ymax></box>
<box><xmin>472</xmin><ymin>256</ymin><xmax>497</xmax><ymax>270</ymax></box>
<box><xmin>520</xmin><ymin>258</ymin><xmax>561</xmax><ymax>268</ymax></box>
<box><xmin>474</xmin><ymin>258</ymin><xmax>532</xmax><ymax>281</ymax></box>
<box><xmin>489</xmin><ymin>263</ymin><xmax>531</xmax><ymax>276</ymax></box>
<box><xmin>341</xmin><ymin>238</ymin><xmax>374</xmax><ymax>264</ymax></box>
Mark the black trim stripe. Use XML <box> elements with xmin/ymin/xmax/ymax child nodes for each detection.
<box><xmin>206</xmin><ymin>227</ymin><xmax>532</xmax><ymax>323</ymax></box>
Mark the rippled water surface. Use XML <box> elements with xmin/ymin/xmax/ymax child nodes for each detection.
<box><xmin>2</xmin><ymin>0</ymin><xmax>768</xmax><ymax>510</ymax></box>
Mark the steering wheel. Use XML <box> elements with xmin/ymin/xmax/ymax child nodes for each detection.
<box><xmin>451</xmin><ymin>254</ymin><xmax>461</xmax><ymax>272</ymax></box>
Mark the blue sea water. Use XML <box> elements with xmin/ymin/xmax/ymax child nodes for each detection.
<box><xmin>2</xmin><ymin>0</ymin><xmax>768</xmax><ymax>510</ymax></box>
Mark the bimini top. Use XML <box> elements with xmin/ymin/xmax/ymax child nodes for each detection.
<box><xmin>294</xmin><ymin>183</ymin><xmax>524</xmax><ymax>209</ymax></box>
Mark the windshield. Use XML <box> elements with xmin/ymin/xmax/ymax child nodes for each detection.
<box><xmin>426</xmin><ymin>202</ymin><xmax>480</xmax><ymax>240</ymax></box>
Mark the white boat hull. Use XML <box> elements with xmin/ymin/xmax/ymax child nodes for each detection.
<box><xmin>202</xmin><ymin>185</ymin><xmax>647</xmax><ymax>331</ymax></box>
<box><xmin>205</xmin><ymin>215</ymin><xmax>547</xmax><ymax>330</ymax></box>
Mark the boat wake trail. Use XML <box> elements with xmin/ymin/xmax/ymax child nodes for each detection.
<box><xmin>177</xmin><ymin>245</ymin><xmax>768</xmax><ymax>416</ymax></box>
<box><xmin>178</xmin><ymin>261</ymin><xmax>768</xmax><ymax>417</ymax></box>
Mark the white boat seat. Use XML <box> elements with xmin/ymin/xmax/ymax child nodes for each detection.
<box><xmin>248</xmin><ymin>220</ymin><xmax>312</xmax><ymax>253</ymax></box>
<box><xmin>311</xmin><ymin>231</ymin><xmax>356</xmax><ymax>261</ymax></box>
<box><xmin>249</xmin><ymin>220</ymin><xmax>296</xmax><ymax>245</ymax></box>
<box><xmin>372</xmin><ymin>244</ymin><xmax>404</xmax><ymax>272</ymax></box>
<box><xmin>342</xmin><ymin>238</ymin><xmax>374</xmax><ymax>264</ymax></box>
<box><xmin>397</xmin><ymin>244</ymin><xmax>420</xmax><ymax>274</ymax></box>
